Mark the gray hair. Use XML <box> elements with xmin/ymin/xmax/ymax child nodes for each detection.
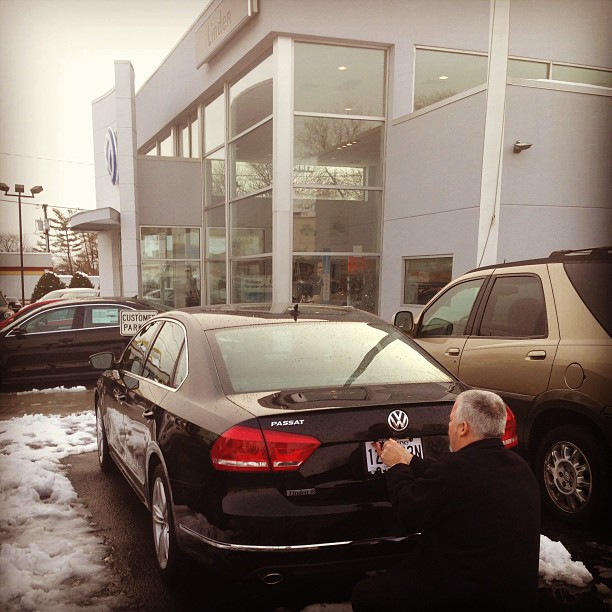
<box><xmin>454</xmin><ymin>390</ymin><xmax>506</xmax><ymax>439</ymax></box>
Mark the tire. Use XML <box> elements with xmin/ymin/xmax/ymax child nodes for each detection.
<box><xmin>150</xmin><ymin>465</ymin><xmax>182</xmax><ymax>582</ymax></box>
<box><xmin>96</xmin><ymin>402</ymin><xmax>114</xmax><ymax>472</ymax></box>
<box><xmin>535</xmin><ymin>424</ymin><xmax>610</xmax><ymax>525</ymax></box>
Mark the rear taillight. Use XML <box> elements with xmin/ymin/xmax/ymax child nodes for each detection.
<box><xmin>502</xmin><ymin>406</ymin><xmax>518</xmax><ymax>448</ymax></box>
<box><xmin>211</xmin><ymin>425</ymin><xmax>321</xmax><ymax>472</ymax></box>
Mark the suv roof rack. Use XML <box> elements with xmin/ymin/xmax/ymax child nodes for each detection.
<box><xmin>468</xmin><ymin>246</ymin><xmax>612</xmax><ymax>274</ymax></box>
<box><xmin>549</xmin><ymin>246</ymin><xmax>612</xmax><ymax>258</ymax></box>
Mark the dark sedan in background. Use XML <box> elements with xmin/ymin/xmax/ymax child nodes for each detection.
<box><xmin>0</xmin><ymin>297</ymin><xmax>166</xmax><ymax>390</ymax></box>
<box><xmin>90</xmin><ymin>303</ymin><xmax>518</xmax><ymax>584</ymax></box>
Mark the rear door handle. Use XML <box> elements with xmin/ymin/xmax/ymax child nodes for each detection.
<box><xmin>526</xmin><ymin>350</ymin><xmax>546</xmax><ymax>360</ymax></box>
<box><xmin>59</xmin><ymin>338</ymin><xmax>74</xmax><ymax>344</ymax></box>
<box><xmin>446</xmin><ymin>348</ymin><xmax>460</xmax><ymax>356</ymax></box>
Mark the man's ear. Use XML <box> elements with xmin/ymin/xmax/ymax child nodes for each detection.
<box><xmin>458</xmin><ymin>420</ymin><xmax>470</xmax><ymax>438</ymax></box>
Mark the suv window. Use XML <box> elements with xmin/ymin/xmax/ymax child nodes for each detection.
<box><xmin>478</xmin><ymin>275</ymin><xmax>546</xmax><ymax>337</ymax></box>
<box><xmin>419</xmin><ymin>278</ymin><xmax>484</xmax><ymax>337</ymax></box>
<box><xmin>564</xmin><ymin>261</ymin><xmax>611</xmax><ymax>337</ymax></box>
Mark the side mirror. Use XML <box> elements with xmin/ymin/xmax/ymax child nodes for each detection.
<box><xmin>393</xmin><ymin>310</ymin><xmax>415</xmax><ymax>334</ymax></box>
<box><xmin>90</xmin><ymin>351</ymin><xmax>116</xmax><ymax>370</ymax></box>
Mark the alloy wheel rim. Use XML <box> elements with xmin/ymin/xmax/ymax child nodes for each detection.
<box><xmin>152</xmin><ymin>478</ymin><xmax>170</xmax><ymax>569</ymax></box>
<box><xmin>96</xmin><ymin>408</ymin><xmax>104</xmax><ymax>464</ymax></box>
<box><xmin>543</xmin><ymin>440</ymin><xmax>591</xmax><ymax>513</ymax></box>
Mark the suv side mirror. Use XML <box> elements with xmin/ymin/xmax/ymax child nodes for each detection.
<box><xmin>393</xmin><ymin>310</ymin><xmax>414</xmax><ymax>334</ymax></box>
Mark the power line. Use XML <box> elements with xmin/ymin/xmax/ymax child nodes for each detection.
<box><xmin>0</xmin><ymin>197</ymin><xmax>88</xmax><ymax>212</ymax></box>
<box><xmin>0</xmin><ymin>151</ymin><xmax>93</xmax><ymax>167</ymax></box>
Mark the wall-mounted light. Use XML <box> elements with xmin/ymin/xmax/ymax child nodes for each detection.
<box><xmin>513</xmin><ymin>140</ymin><xmax>533</xmax><ymax>153</ymax></box>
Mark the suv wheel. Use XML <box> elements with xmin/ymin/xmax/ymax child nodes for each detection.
<box><xmin>536</xmin><ymin>424</ymin><xmax>610</xmax><ymax>524</ymax></box>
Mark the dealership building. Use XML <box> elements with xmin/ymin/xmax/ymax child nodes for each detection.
<box><xmin>71</xmin><ymin>0</ymin><xmax>612</xmax><ymax>320</ymax></box>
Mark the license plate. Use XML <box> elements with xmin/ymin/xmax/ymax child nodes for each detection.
<box><xmin>364</xmin><ymin>438</ymin><xmax>424</xmax><ymax>474</ymax></box>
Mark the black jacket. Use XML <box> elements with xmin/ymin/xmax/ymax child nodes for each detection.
<box><xmin>385</xmin><ymin>438</ymin><xmax>540</xmax><ymax>608</ymax></box>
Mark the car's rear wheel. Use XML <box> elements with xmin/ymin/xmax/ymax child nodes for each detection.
<box><xmin>150</xmin><ymin>465</ymin><xmax>181</xmax><ymax>582</ymax></box>
<box><xmin>536</xmin><ymin>424</ymin><xmax>610</xmax><ymax>524</ymax></box>
<box><xmin>96</xmin><ymin>402</ymin><xmax>113</xmax><ymax>472</ymax></box>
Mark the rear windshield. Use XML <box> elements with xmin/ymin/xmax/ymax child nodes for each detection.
<box><xmin>210</xmin><ymin>321</ymin><xmax>453</xmax><ymax>393</ymax></box>
<box><xmin>564</xmin><ymin>261</ymin><xmax>612</xmax><ymax>336</ymax></box>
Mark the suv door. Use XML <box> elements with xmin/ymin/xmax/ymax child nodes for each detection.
<box><xmin>458</xmin><ymin>269</ymin><xmax>560</xmax><ymax>408</ymax></box>
<box><xmin>412</xmin><ymin>264</ymin><xmax>560</xmax><ymax>423</ymax></box>
<box><xmin>413</xmin><ymin>274</ymin><xmax>490</xmax><ymax>374</ymax></box>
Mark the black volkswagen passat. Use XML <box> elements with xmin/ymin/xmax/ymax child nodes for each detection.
<box><xmin>90</xmin><ymin>303</ymin><xmax>518</xmax><ymax>584</ymax></box>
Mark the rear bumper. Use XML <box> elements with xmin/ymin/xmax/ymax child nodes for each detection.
<box><xmin>177</xmin><ymin>525</ymin><xmax>419</xmax><ymax>580</ymax></box>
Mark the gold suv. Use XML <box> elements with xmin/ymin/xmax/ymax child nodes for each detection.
<box><xmin>394</xmin><ymin>247</ymin><xmax>612</xmax><ymax>525</ymax></box>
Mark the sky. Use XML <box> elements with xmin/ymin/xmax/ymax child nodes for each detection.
<box><xmin>0</xmin><ymin>0</ymin><xmax>208</xmax><ymax>248</ymax></box>
<box><xmin>0</xmin><ymin>387</ymin><xmax>602</xmax><ymax>611</ymax></box>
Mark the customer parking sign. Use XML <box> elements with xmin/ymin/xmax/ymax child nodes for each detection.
<box><xmin>120</xmin><ymin>310</ymin><xmax>157</xmax><ymax>336</ymax></box>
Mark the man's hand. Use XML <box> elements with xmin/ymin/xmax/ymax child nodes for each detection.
<box><xmin>374</xmin><ymin>438</ymin><xmax>413</xmax><ymax>467</ymax></box>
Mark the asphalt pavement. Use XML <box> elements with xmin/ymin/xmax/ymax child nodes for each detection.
<box><xmin>2</xmin><ymin>388</ymin><xmax>611</xmax><ymax>611</ymax></box>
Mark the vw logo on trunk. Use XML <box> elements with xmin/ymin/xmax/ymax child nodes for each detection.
<box><xmin>388</xmin><ymin>410</ymin><xmax>409</xmax><ymax>432</ymax></box>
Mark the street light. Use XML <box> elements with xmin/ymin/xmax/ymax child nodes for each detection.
<box><xmin>0</xmin><ymin>182</ymin><xmax>44</xmax><ymax>305</ymax></box>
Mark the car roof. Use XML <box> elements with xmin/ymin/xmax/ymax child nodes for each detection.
<box><xmin>467</xmin><ymin>246</ymin><xmax>612</xmax><ymax>274</ymax></box>
<box><xmin>162</xmin><ymin>303</ymin><xmax>384</xmax><ymax>331</ymax></box>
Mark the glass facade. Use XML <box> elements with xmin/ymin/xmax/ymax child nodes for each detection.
<box><xmin>143</xmin><ymin>42</ymin><xmax>386</xmax><ymax>311</ymax></box>
<box><xmin>141</xmin><ymin>228</ymin><xmax>201</xmax><ymax>308</ymax></box>
<box><xmin>293</xmin><ymin>42</ymin><xmax>386</xmax><ymax>313</ymax></box>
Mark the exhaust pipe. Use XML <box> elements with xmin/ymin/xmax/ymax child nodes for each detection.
<box><xmin>259</xmin><ymin>571</ymin><xmax>284</xmax><ymax>586</ymax></box>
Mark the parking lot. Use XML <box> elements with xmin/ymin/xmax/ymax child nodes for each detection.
<box><xmin>1</xmin><ymin>387</ymin><xmax>611</xmax><ymax>611</ymax></box>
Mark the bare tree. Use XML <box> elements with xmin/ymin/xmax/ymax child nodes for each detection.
<box><xmin>0</xmin><ymin>232</ymin><xmax>32</xmax><ymax>252</ymax></box>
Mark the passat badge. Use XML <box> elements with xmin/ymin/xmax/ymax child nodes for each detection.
<box><xmin>388</xmin><ymin>410</ymin><xmax>409</xmax><ymax>432</ymax></box>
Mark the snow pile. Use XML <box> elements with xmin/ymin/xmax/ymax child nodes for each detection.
<box><xmin>0</xmin><ymin>412</ymin><xmax>124</xmax><ymax>611</ymax></box>
<box><xmin>539</xmin><ymin>534</ymin><xmax>593</xmax><ymax>587</ymax></box>
<box><xmin>15</xmin><ymin>385</ymin><xmax>88</xmax><ymax>395</ymax></box>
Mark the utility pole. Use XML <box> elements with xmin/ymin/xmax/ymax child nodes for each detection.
<box><xmin>0</xmin><ymin>183</ymin><xmax>44</xmax><ymax>305</ymax></box>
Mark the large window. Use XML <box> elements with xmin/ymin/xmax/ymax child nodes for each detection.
<box><xmin>404</xmin><ymin>257</ymin><xmax>453</xmax><ymax>306</ymax></box>
<box><xmin>414</xmin><ymin>47</ymin><xmax>612</xmax><ymax>113</ymax></box>
<box><xmin>414</xmin><ymin>49</ymin><xmax>488</xmax><ymax>111</ymax></box>
<box><xmin>202</xmin><ymin>55</ymin><xmax>274</xmax><ymax>305</ymax></box>
<box><xmin>293</xmin><ymin>42</ymin><xmax>386</xmax><ymax>313</ymax></box>
<box><xmin>294</xmin><ymin>43</ymin><xmax>385</xmax><ymax>116</ymax></box>
<box><xmin>141</xmin><ymin>227</ymin><xmax>201</xmax><ymax>308</ymax></box>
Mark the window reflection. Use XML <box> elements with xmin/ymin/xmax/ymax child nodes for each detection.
<box><xmin>142</xmin><ymin>322</ymin><xmax>186</xmax><ymax>387</ymax></box>
<box><xmin>205</xmin><ymin>94</ymin><xmax>225</xmax><ymax>154</ymax></box>
<box><xmin>294</xmin><ymin>117</ymin><xmax>383</xmax><ymax>187</ymax></box>
<box><xmin>552</xmin><ymin>64</ymin><xmax>612</xmax><ymax>88</ymax></box>
<box><xmin>507</xmin><ymin>59</ymin><xmax>549</xmax><ymax>80</ymax></box>
<box><xmin>294</xmin><ymin>43</ymin><xmax>385</xmax><ymax>116</ymax></box>
<box><xmin>231</xmin><ymin>257</ymin><xmax>272</xmax><ymax>303</ymax></box>
<box><xmin>141</xmin><ymin>228</ymin><xmax>201</xmax><ymax>308</ymax></box>
<box><xmin>231</xmin><ymin>192</ymin><xmax>272</xmax><ymax>256</ymax></box>
<box><xmin>230</xmin><ymin>120</ymin><xmax>273</xmax><ymax>197</ymax></box>
<box><xmin>204</xmin><ymin>149</ymin><xmax>225</xmax><ymax>207</ymax></box>
<box><xmin>293</xmin><ymin>189</ymin><xmax>380</xmax><ymax>253</ymax></box>
<box><xmin>414</xmin><ymin>49</ymin><xmax>488</xmax><ymax>111</ymax></box>
<box><xmin>404</xmin><ymin>257</ymin><xmax>453</xmax><ymax>305</ymax></box>
<box><xmin>292</xmin><ymin>255</ymin><xmax>379</xmax><ymax>313</ymax></box>
<box><xmin>229</xmin><ymin>55</ymin><xmax>273</xmax><ymax>137</ymax></box>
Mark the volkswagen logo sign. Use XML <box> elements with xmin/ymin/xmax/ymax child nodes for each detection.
<box><xmin>387</xmin><ymin>410</ymin><xmax>409</xmax><ymax>432</ymax></box>
<box><xmin>105</xmin><ymin>127</ymin><xmax>118</xmax><ymax>185</ymax></box>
